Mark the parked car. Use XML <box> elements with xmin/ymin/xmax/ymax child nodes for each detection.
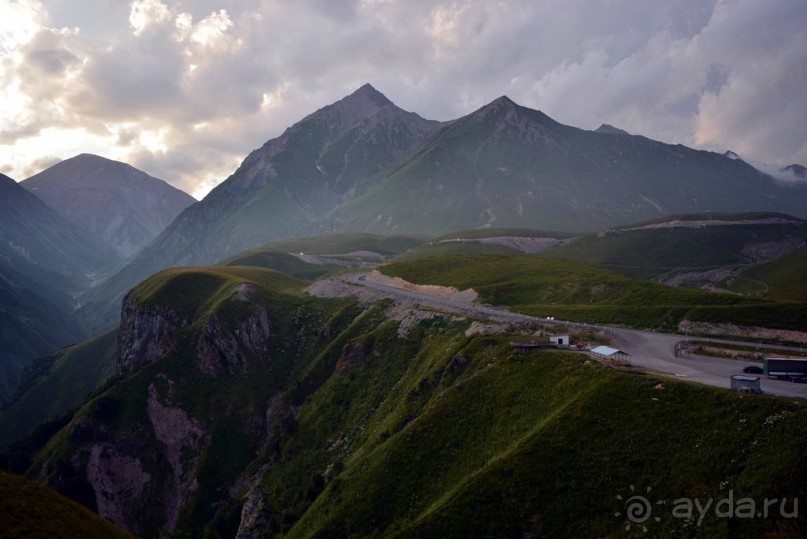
<box><xmin>743</xmin><ymin>365</ymin><xmax>764</xmax><ymax>374</ymax></box>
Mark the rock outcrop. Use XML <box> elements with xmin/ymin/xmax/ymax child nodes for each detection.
<box><xmin>196</xmin><ymin>308</ymin><xmax>272</xmax><ymax>375</ymax></box>
<box><xmin>147</xmin><ymin>379</ymin><xmax>207</xmax><ymax>530</ymax></box>
<box><xmin>116</xmin><ymin>298</ymin><xmax>188</xmax><ymax>376</ymax></box>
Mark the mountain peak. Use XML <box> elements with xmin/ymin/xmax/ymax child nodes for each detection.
<box><xmin>22</xmin><ymin>155</ymin><xmax>195</xmax><ymax>257</ymax></box>
<box><xmin>594</xmin><ymin>124</ymin><xmax>630</xmax><ymax>136</ymax></box>
<box><xmin>782</xmin><ymin>164</ymin><xmax>806</xmax><ymax>179</ymax></box>
<box><xmin>492</xmin><ymin>95</ymin><xmax>517</xmax><ymax>106</ymax></box>
<box><xmin>469</xmin><ymin>95</ymin><xmax>561</xmax><ymax>130</ymax></box>
<box><xmin>295</xmin><ymin>84</ymin><xmax>397</xmax><ymax>132</ymax></box>
<box><xmin>349</xmin><ymin>83</ymin><xmax>393</xmax><ymax>107</ymax></box>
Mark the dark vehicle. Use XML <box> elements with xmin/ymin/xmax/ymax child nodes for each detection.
<box><xmin>763</xmin><ymin>358</ymin><xmax>807</xmax><ymax>382</ymax></box>
<box><xmin>743</xmin><ymin>365</ymin><xmax>764</xmax><ymax>374</ymax></box>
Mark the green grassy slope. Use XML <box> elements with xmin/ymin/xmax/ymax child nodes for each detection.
<box><xmin>391</xmin><ymin>240</ymin><xmax>523</xmax><ymax>261</ymax></box>
<box><xmin>0</xmin><ymin>470</ymin><xmax>130</xmax><ymax>538</ymax></box>
<box><xmin>381</xmin><ymin>254</ymin><xmax>807</xmax><ymax>331</ymax></box>
<box><xmin>31</xmin><ymin>265</ymin><xmax>363</xmax><ymax>536</ymax></box>
<box><xmin>542</xmin><ymin>216</ymin><xmax>807</xmax><ymax>281</ymax></box>
<box><xmin>261</xmin><ymin>232</ymin><xmax>426</xmax><ymax>255</ymax></box>
<box><xmin>220</xmin><ymin>249</ymin><xmax>336</xmax><ymax>280</ymax></box>
<box><xmin>0</xmin><ymin>329</ymin><xmax>118</xmax><ymax>449</ymax></box>
<box><xmin>0</xmin><ymin>276</ymin><xmax>85</xmax><ymax>403</ymax></box>
<box><xmin>289</xmin><ymin>350</ymin><xmax>807</xmax><ymax>538</ymax></box>
<box><xmin>77</xmin><ymin>233</ymin><xmax>425</xmax><ymax>335</ymax></box>
<box><xmin>433</xmin><ymin>227</ymin><xmax>574</xmax><ymax>241</ymax></box>
<box><xmin>26</xmin><ymin>262</ymin><xmax>807</xmax><ymax>537</ymax></box>
<box><xmin>728</xmin><ymin>246</ymin><xmax>807</xmax><ymax>301</ymax></box>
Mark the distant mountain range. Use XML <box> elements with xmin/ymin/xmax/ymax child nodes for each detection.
<box><xmin>0</xmin><ymin>155</ymin><xmax>195</xmax><ymax>403</ymax></box>
<box><xmin>0</xmin><ymin>173</ymin><xmax>120</xmax><ymax>403</ymax></box>
<box><xmin>76</xmin><ymin>84</ymin><xmax>807</xmax><ymax>333</ymax></box>
<box><xmin>23</xmin><ymin>154</ymin><xmax>195</xmax><ymax>258</ymax></box>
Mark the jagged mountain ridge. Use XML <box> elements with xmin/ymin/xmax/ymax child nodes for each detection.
<box><xmin>162</xmin><ymin>83</ymin><xmax>440</xmax><ymax>260</ymax></box>
<box><xmin>336</xmin><ymin>95</ymin><xmax>807</xmax><ymax>233</ymax></box>
<box><xmin>23</xmin><ymin>154</ymin><xmax>196</xmax><ymax>258</ymax></box>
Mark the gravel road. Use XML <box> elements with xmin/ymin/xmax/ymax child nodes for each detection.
<box><xmin>340</xmin><ymin>273</ymin><xmax>807</xmax><ymax>399</ymax></box>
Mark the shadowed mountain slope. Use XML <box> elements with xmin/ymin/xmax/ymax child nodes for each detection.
<box><xmin>23</xmin><ymin>154</ymin><xmax>195</xmax><ymax>258</ymax></box>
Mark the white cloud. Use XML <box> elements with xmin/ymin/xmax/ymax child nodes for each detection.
<box><xmin>0</xmin><ymin>0</ymin><xmax>47</xmax><ymax>52</ymax></box>
<box><xmin>0</xmin><ymin>0</ymin><xmax>804</xmax><ymax>196</ymax></box>
<box><xmin>129</xmin><ymin>0</ymin><xmax>172</xmax><ymax>36</ymax></box>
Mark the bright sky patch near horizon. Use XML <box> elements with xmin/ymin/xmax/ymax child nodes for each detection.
<box><xmin>1</xmin><ymin>0</ymin><xmax>805</xmax><ymax>199</ymax></box>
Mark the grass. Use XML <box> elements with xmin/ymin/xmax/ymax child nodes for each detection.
<box><xmin>286</xmin><ymin>346</ymin><xmax>807</xmax><ymax>538</ymax></box>
<box><xmin>728</xmin><ymin>246</ymin><xmax>807</xmax><ymax>301</ymax></box>
<box><xmin>380</xmin><ymin>254</ymin><xmax>777</xmax><ymax>330</ymax></box>
<box><xmin>261</xmin><ymin>233</ymin><xmax>426</xmax><ymax>256</ymax></box>
<box><xmin>220</xmin><ymin>249</ymin><xmax>337</xmax><ymax>280</ymax></box>
<box><xmin>0</xmin><ymin>469</ymin><xmax>130</xmax><ymax>538</ymax></box>
<box><xmin>0</xmin><ymin>329</ymin><xmax>118</xmax><ymax>449</ymax></box>
<box><xmin>126</xmin><ymin>265</ymin><xmax>305</xmax><ymax>321</ymax></box>
<box><xmin>22</xmin><ymin>254</ymin><xmax>807</xmax><ymax>537</ymax></box>
<box><xmin>433</xmin><ymin>227</ymin><xmax>574</xmax><ymax>241</ymax></box>
<box><xmin>391</xmin><ymin>240</ymin><xmax>523</xmax><ymax>261</ymax></box>
<box><xmin>543</xmin><ymin>219</ymin><xmax>807</xmax><ymax>281</ymax></box>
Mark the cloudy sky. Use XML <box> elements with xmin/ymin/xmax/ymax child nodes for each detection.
<box><xmin>1</xmin><ymin>0</ymin><xmax>805</xmax><ymax>198</ymax></box>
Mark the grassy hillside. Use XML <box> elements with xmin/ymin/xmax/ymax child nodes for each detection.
<box><xmin>391</xmin><ymin>240</ymin><xmax>523</xmax><ymax>261</ymax></box>
<box><xmin>433</xmin><ymin>227</ymin><xmax>574</xmax><ymax>241</ymax></box>
<box><xmin>289</xmin><ymin>349</ymin><xmax>807</xmax><ymax>538</ymax></box>
<box><xmin>0</xmin><ymin>469</ymin><xmax>130</xmax><ymax>538</ymax></box>
<box><xmin>727</xmin><ymin>246</ymin><xmax>807</xmax><ymax>300</ymax></box>
<box><xmin>220</xmin><ymin>249</ymin><xmax>337</xmax><ymax>280</ymax></box>
<box><xmin>543</xmin><ymin>216</ymin><xmax>807</xmax><ymax>281</ymax></box>
<box><xmin>0</xmin><ymin>329</ymin><xmax>118</xmax><ymax>449</ymax></box>
<box><xmin>0</xmin><ymin>274</ymin><xmax>86</xmax><ymax>403</ymax></box>
<box><xmin>380</xmin><ymin>254</ymin><xmax>807</xmax><ymax>331</ymax></box>
<box><xmin>261</xmin><ymin>232</ymin><xmax>426</xmax><ymax>256</ymax></box>
<box><xmin>22</xmin><ymin>259</ymin><xmax>807</xmax><ymax>537</ymax></box>
<box><xmin>77</xmin><ymin>233</ymin><xmax>425</xmax><ymax>336</ymax></box>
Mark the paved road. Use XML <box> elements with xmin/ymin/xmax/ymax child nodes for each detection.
<box><xmin>340</xmin><ymin>273</ymin><xmax>807</xmax><ymax>399</ymax></box>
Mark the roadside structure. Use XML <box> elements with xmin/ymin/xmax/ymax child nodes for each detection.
<box><xmin>730</xmin><ymin>375</ymin><xmax>762</xmax><ymax>394</ymax></box>
<box><xmin>550</xmin><ymin>334</ymin><xmax>570</xmax><ymax>346</ymax></box>
<box><xmin>590</xmin><ymin>345</ymin><xmax>629</xmax><ymax>365</ymax></box>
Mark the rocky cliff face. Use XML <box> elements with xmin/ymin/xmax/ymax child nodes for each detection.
<box><xmin>195</xmin><ymin>308</ymin><xmax>272</xmax><ymax>375</ymax></box>
<box><xmin>42</xmin><ymin>282</ymin><xmax>281</xmax><ymax>534</ymax></box>
<box><xmin>116</xmin><ymin>298</ymin><xmax>188</xmax><ymax>376</ymax></box>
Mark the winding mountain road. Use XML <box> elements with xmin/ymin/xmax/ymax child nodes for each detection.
<box><xmin>340</xmin><ymin>273</ymin><xmax>807</xmax><ymax>399</ymax></box>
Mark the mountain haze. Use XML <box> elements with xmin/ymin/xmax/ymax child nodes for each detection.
<box><xmin>0</xmin><ymin>173</ymin><xmax>119</xmax><ymax>402</ymax></box>
<box><xmin>79</xmin><ymin>84</ymin><xmax>440</xmax><ymax>332</ymax></box>
<box><xmin>79</xmin><ymin>86</ymin><xmax>807</xmax><ymax>333</ymax></box>
<box><xmin>23</xmin><ymin>154</ymin><xmax>195</xmax><ymax>258</ymax></box>
<box><xmin>337</xmin><ymin>95</ymin><xmax>807</xmax><ymax>233</ymax></box>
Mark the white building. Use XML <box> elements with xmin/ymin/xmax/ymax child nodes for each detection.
<box><xmin>550</xmin><ymin>334</ymin><xmax>571</xmax><ymax>346</ymax></box>
<box><xmin>590</xmin><ymin>346</ymin><xmax>629</xmax><ymax>364</ymax></box>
